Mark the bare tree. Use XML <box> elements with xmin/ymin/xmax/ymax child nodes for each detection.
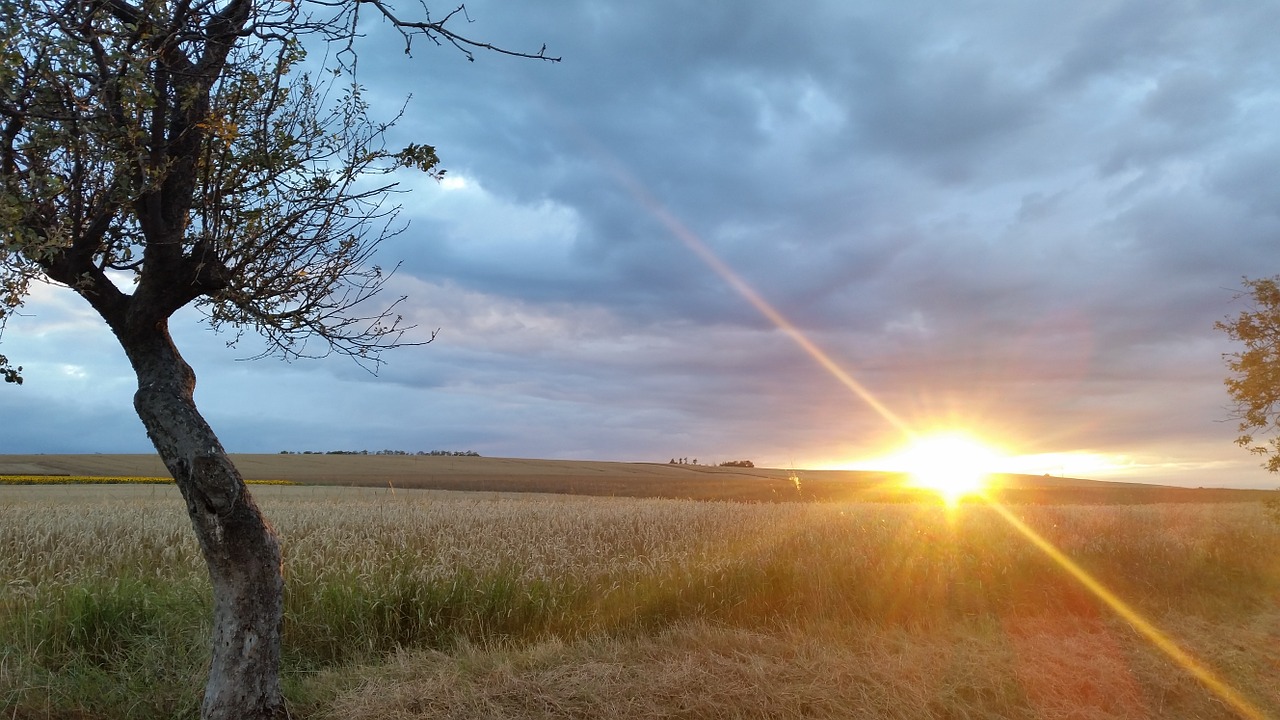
<box><xmin>0</xmin><ymin>1</ymin><xmax>553</xmax><ymax>717</ymax></box>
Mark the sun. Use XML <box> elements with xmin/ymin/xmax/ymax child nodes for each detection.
<box><xmin>894</xmin><ymin>432</ymin><xmax>1002</xmax><ymax>504</ymax></box>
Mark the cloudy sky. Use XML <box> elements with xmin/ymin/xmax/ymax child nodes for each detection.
<box><xmin>3</xmin><ymin>0</ymin><xmax>1279</xmax><ymax>488</ymax></box>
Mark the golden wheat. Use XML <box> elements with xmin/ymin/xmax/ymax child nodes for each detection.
<box><xmin>2</xmin><ymin>485</ymin><xmax>1277</xmax><ymax>719</ymax></box>
<box><xmin>3</xmin><ymin>486</ymin><xmax>1274</xmax><ymax>616</ymax></box>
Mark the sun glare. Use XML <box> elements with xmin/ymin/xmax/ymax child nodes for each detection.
<box><xmin>591</xmin><ymin>134</ymin><xmax>1268</xmax><ymax>717</ymax></box>
<box><xmin>894</xmin><ymin>432</ymin><xmax>1002</xmax><ymax>504</ymax></box>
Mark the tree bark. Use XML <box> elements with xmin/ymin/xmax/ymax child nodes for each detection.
<box><xmin>120</xmin><ymin>322</ymin><xmax>285</xmax><ymax>720</ymax></box>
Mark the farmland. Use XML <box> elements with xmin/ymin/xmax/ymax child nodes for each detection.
<box><xmin>1</xmin><ymin>456</ymin><xmax>1279</xmax><ymax>718</ymax></box>
<box><xmin>1</xmin><ymin>453</ymin><xmax>1271</xmax><ymax>503</ymax></box>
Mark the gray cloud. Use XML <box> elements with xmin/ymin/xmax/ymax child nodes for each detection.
<box><xmin>2</xmin><ymin>0</ymin><xmax>1278</xmax><ymax>486</ymax></box>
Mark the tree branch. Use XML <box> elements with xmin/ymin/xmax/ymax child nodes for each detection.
<box><xmin>348</xmin><ymin>1</ymin><xmax>559</xmax><ymax>62</ymax></box>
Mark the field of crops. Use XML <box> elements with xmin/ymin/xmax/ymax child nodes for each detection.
<box><xmin>2</xmin><ymin>484</ymin><xmax>1279</xmax><ymax>719</ymax></box>
<box><xmin>0</xmin><ymin>475</ymin><xmax>297</xmax><ymax>486</ymax></box>
<box><xmin>2</xmin><ymin>453</ymin><xmax>1272</xmax><ymax>503</ymax></box>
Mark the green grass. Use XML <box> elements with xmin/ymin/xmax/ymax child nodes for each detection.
<box><xmin>1</xmin><ymin>486</ymin><xmax>1277</xmax><ymax>719</ymax></box>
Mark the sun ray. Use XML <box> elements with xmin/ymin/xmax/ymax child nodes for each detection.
<box><xmin>574</xmin><ymin>130</ymin><xmax>1267</xmax><ymax>719</ymax></box>
<box><xmin>559</xmin><ymin>120</ymin><xmax>915</xmax><ymax>439</ymax></box>
<box><xmin>988</xmin><ymin>502</ymin><xmax>1269</xmax><ymax>720</ymax></box>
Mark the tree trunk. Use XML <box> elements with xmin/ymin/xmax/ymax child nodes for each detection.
<box><xmin>120</xmin><ymin>323</ymin><xmax>285</xmax><ymax>720</ymax></box>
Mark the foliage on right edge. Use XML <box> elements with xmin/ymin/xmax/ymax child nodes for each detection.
<box><xmin>1217</xmin><ymin>276</ymin><xmax>1280</xmax><ymax>473</ymax></box>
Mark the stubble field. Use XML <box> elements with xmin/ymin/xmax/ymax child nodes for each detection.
<box><xmin>2</xmin><ymin>458</ymin><xmax>1279</xmax><ymax>719</ymax></box>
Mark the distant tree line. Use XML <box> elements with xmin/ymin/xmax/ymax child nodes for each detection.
<box><xmin>668</xmin><ymin>458</ymin><xmax>755</xmax><ymax>468</ymax></box>
<box><xmin>279</xmin><ymin>450</ymin><xmax>481</xmax><ymax>457</ymax></box>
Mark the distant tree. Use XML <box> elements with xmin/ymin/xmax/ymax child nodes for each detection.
<box><xmin>719</xmin><ymin>460</ymin><xmax>755</xmax><ymax>468</ymax></box>
<box><xmin>0</xmin><ymin>1</ymin><xmax>552</xmax><ymax>717</ymax></box>
<box><xmin>1218</xmin><ymin>277</ymin><xmax>1280</xmax><ymax>473</ymax></box>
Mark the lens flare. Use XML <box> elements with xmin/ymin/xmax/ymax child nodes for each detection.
<box><xmin>988</xmin><ymin>502</ymin><xmax>1268</xmax><ymax>720</ymax></box>
<box><xmin>574</xmin><ymin>127</ymin><xmax>1268</xmax><ymax>719</ymax></box>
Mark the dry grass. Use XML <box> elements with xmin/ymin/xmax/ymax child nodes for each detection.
<box><xmin>318</xmin><ymin>615</ymin><xmax>1280</xmax><ymax>720</ymax></box>
<box><xmin>320</xmin><ymin>621</ymin><xmax>1020</xmax><ymax>720</ymax></box>
<box><xmin>2</xmin><ymin>484</ymin><xmax>1278</xmax><ymax>719</ymax></box>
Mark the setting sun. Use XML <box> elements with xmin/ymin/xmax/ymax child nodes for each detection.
<box><xmin>893</xmin><ymin>432</ymin><xmax>1003</xmax><ymax>504</ymax></box>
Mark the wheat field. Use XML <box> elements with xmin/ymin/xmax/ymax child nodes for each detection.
<box><xmin>2</xmin><ymin>483</ymin><xmax>1278</xmax><ymax>718</ymax></box>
